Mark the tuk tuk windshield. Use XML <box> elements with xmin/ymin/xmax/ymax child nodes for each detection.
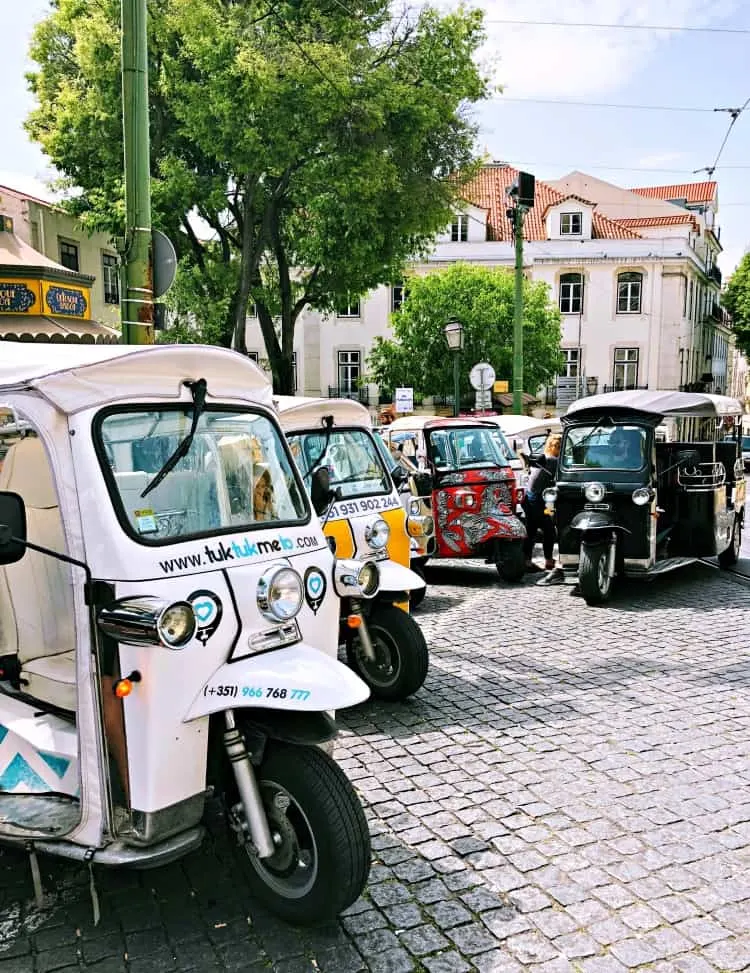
<box><xmin>428</xmin><ymin>426</ymin><xmax>511</xmax><ymax>471</ymax></box>
<box><xmin>561</xmin><ymin>424</ymin><xmax>648</xmax><ymax>471</ymax></box>
<box><xmin>287</xmin><ymin>429</ymin><xmax>391</xmax><ymax>499</ymax></box>
<box><xmin>97</xmin><ymin>408</ymin><xmax>308</xmax><ymax>542</ymax></box>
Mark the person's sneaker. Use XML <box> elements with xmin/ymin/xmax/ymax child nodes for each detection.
<box><xmin>536</xmin><ymin>567</ymin><xmax>565</xmax><ymax>586</ymax></box>
<box><xmin>525</xmin><ymin>562</ymin><xmax>544</xmax><ymax>573</ymax></box>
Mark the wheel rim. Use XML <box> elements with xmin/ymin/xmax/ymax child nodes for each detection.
<box><xmin>356</xmin><ymin>626</ymin><xmax>402</xmax><ymax>689</ymax></box>
<box><xmin>597</xmin><ymin>550</ymin><xmax>611</xmax><ymax>595</ymax></box>
<box><xmin>242</xmin><ymin>781</ymin><xmax>319</xmax><ymax>899</ymax></box>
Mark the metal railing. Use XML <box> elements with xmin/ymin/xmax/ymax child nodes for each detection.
<box><xmin>327</xmin><ymin>385</ymin><xmax>370</xmax><ymax>404</ymax></box>
<box><xmin>602</xmin><ymin>383</ymin><xmax>649</xmax><ymax>393</ymax></box>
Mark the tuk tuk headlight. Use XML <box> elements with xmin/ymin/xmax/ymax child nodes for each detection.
<box><xmin>632</xmin><ymin>487</ymin><xmax>652</xmax><ymax>506</ymax></box>
<box><xmin>257</xmin><ymin>565</ymin><xmax>304</xmax><ymax>622</ymax></box>
<box><xmin>97</xmin><ymin>597</ymin><xmax>196</xmax><ymax>649</ymax></box>
<box><xmin>409</xmin><ymin>499</ymin><xmax>421</xmax><ymax>516</ymax></box>
<box><xmin>584</xmin><ymin>482</ymin><xmax>606</xmax><ymax>503</ymax></box>
<box><xmin>407</xmin><ymin>514</ymin><xmax>434</xmax><ymax>538</ymax></box>
<box><xmin>334</xmin><ymin>558</ymin><xmax>380</xmax><ymax>598</ymax></box>
<box><xmin>365</xmin><ymin>517</ymin><xmax>390</xmax><ymax>550</ymax></box>
<box><xmin>543</xmin><ymin>487</ymin><xmax>558</xmax><ymax>505</ymax></box>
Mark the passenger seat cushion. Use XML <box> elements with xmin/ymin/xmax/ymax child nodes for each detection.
<box><xmin>21</xmin><ymin>651</ymin><xmax>77</xmax><ymax>712</ymax></box>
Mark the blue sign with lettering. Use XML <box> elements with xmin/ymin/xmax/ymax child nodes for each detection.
<box><xmin>45</xmin><ymin>285</ymin><xmax>87</xmax><ymax>317</ymax></box>
<box><xmin>0</xmin><ymin>283</ymin><xmax>36</xmax><ymax>313</ymax></box>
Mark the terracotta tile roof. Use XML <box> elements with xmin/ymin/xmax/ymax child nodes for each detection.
<box><xmin>617</xmin><ymin>214</ymin><xmax>698</xmax><ymax>230</ymax></box>
<box><xmin>628</xmin><ymin>181</ymin><xmax>717</xmax><ymax>204</ymax></box>
<box><xmin>461</xmin><ymin>164</ymin><xmax>641</xmax><ymax>241</ymax></box>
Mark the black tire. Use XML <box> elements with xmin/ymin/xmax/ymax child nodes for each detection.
<box><xmin>579</xmin><ymin>542</ymin><xmax>613</xmax><ymax>605</ymax></box>
<box><xmin>347</xmin><ymin>604</ymin><xmax>429</xmax><ymax>700</ymax></box>
<box><xmin>242</xmin><ymin>742</ymin><xmax>371</xmax><ymax>924</ymax></box>
<box><xmin>496</xmin><ymin>540</ymin><xmax>525</xmax><ymax>583</ymax></box>
<box><xmin>410</xmin><ymin>562</ymin><xmax>426</xmax><ymax>609</ymax></box>
<box><xmin>719</xmin><ymin>515</ymin><xmax>742</xmax><ymax>568</ymax></box>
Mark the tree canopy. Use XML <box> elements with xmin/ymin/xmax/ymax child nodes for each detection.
<box><xmin>723</xmin><ymin>252</ymin><xmax>750</xmax><ymax>358</ymax></box>
<box><xmin>26</xmin><ymin>0</ymin><xmax>490</xmax><ymax>391</ymax></box>
<box><xmin>367</xmin><ymin>263</ymin><xmax>563</xmax><ymax>400</ymax></box>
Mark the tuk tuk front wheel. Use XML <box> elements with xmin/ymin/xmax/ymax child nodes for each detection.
<box><xmin>241</xmin><ymin>742</ymin><xmax>371</xmax><ymax>924</ymax></box>
<box><xmin>348</xmin><ymin>605</ymin><xmax>429</xmax><ymax>700</ymax></box>
<box><xmin>495</xmin><ymin>540</ymin><xmax>525</xmax><ymax>583</ymax></box>
<box><xmin>579</xmin><ymin>541</ymin><xmax>613</xmax><ymax>605</ymax></box>
<box><xmin>718</xmin><ymin>515</ymin><xmax>742</xmax><ymax>568</ymax></box>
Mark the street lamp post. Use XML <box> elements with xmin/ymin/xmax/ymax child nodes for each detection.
<box><xmin>444</xmin><ymin>319</ymin><xmax>464</xmax><ymax>417</ymax></box>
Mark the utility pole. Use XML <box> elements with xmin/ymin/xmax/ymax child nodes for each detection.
<box><xmin>120</xmin><ymin>0</ymin><xmax>153</xmax><ymax>344</ymax></box>
<box><xmin>506</xmin><ymin>172</ymin><xmax>535</xmax><ymax>415</ymax></box>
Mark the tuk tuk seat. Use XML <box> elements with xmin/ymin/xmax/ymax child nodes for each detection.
<box><xmin>0</xmin><ymin>437</ymin><xmax>77</xmax><ymax>712</ymax></box>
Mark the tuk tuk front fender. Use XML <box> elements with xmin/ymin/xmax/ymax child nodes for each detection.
<box><xmin>184</xmin><ymin>644</ymin><xmax>370</xmax><ymax>721</ymax></box>
<box><xmin>374</xmin><ymin>558</ymin><xmax>426</xmax><ymax>594</ymax></box>
<box><xmin>570</xmin><ymin>511</ymin><xmax>628</xmax><ymax>533</ymax></box>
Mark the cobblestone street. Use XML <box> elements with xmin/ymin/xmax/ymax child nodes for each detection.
<box><xmin>0</xmin><ymin>561</ymin><xmax>749</xmax><ymax>973</ymax></box>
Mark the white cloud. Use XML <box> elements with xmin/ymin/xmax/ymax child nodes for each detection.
<box><xmin>636</xmin><ymin>151</ymin><xmax>688</xmax><ymax>168</ymax></box>
<box><xmin>0</xmin><ymin>170</ymin><xmax>59</xmax><ymax>201</ymax></box>
<box><xmin>437</xmin><ymin>0</ymin><xmax>742</xmax><ymax>99</ymax></box>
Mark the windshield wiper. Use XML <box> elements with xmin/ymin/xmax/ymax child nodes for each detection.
<box><xmin>140</xmin><ymin>379</ymin><xmax>208</xmax><ymax>499</ymax></box>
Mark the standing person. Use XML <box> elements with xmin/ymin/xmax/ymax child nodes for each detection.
<box><xmin>522</xmin><ymin>433</ymin><xmax>562</xmax><ymax>580</ymax></box>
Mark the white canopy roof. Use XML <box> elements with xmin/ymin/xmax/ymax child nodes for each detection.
<box><xmin>566</xmin><ymin>389</ymin><xmax>743</xmax><ymax>419</ymax></box>
<box><xmin>275</xmin><ymin>395</ymin><xmax>372</xmax><ymax>432</ymax></box>
<box><xmin>0</xmin><ymin>343</ymin><xmax>273</xmax><ymax>414</ymax></box>
<box><xmin>484</xmin><ymin>414</ymin><xmax>562</xmax><ymax>436</ymax></box>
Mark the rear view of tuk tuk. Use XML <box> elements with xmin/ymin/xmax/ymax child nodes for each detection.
<box><xmin>277</xmin><ymin>396</ymin><xmax>430</xmax><ymax>701</ymax></box>
<box><xmin>550</xmin><ymin>390</ymin><xmax>745</xmax><ymax>605</ymax></box>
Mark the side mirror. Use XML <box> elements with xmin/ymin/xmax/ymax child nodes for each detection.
<box><xmin>391</xmin><ymin>465</ymin><xmax>407</xmax><ymax>487</ymax></box>
<box><xmin>310</xmin><ymin>467</ymin><xmax>335</xmax><ymax>517</ymax></box>
<box><xmin>0</xmin><ymin>491</ymin><xmax>27</xmax><ymax>565</ymax></box>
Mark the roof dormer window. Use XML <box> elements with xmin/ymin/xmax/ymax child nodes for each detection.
<box><xmin>560</xmin><ymin>212</ymin><xmax>582</xmax><ymax>236</ymax></box>
<box><xmin>451</xmin><ymin>215</ymin><xmax>469</xmax><ymax>242</ymax></box>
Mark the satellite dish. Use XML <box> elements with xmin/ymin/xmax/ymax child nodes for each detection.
<box><xmin>152</xmin><ymin>229</ymin><xmax>177</xmax><ymax>298</ymax></box>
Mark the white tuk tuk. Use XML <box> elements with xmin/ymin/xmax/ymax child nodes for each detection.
<box><xmin>0</xmin><ymin>343</ymin><xmax>376</xmax><ymax>924</ymax></box>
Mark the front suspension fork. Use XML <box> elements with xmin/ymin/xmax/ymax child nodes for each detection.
<box><xmin>348</xmin><ymin>599</ymin><xmax>377</xmax><ymax>662</ymax></box>
<box><xmin>223</xmin><ymin>710</ymin><xmax>275</xmax><ymax>859</ymax></box>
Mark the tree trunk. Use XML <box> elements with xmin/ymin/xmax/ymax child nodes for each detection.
<box><xmin>232</xmin><ymin>174</ymin><xmax>264</xmax><ymax>355</ymax></box>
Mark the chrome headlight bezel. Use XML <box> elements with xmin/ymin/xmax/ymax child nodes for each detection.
<box><xmin>632</xmin><ymin>486</ymin><xmax>652</xmax><ymax>506</ymax></box>
<box><xmin>542</xmin><ymin>486</ymin><xmax>558</xmax><ymax>505</ymax></box>
<box><xmin>409</xmin><ymin>499</ymin><xmax>421</xmax><ymax>517</ymax></box>
<box><xmin>257</xmin><ymin>564</ymin><xmax>304</xmax><ymax>623</ymax></box>
<box><xmin>334</xmin><ymin>558</ymin><xmax>380</xmax><ymax>599</ymax></box>
<box><xmin>584</xmin><ymin>481</ymin><xmax>606</xmax><ymax>503</ymax></box>
<box><xmin>364</xmin><ymin>517</ymin><xmax>390</xmax><ymax>550</ymax></box>
<box><xmin>407</xmin><ymin>514</ymin><xmax>434</xmax><ymax>538</ymax></box>
<box><xmin>97</xmin><ymin>596</ymin><xmax>197</xmax><ymax>649</ymax></box>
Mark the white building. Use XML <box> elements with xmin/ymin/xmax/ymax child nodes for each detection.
<box><xmin>245</xmin><ymin>164</ymin><xmax>734</xmax><ymax>412</ymax></box>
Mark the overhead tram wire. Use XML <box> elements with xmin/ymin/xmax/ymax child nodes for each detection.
<box><xmin>493</xmin><ymin>97</ymin><xmax>737</xmax><ymax>114</ymax></box>
<box><xmin>481</xmin><ymin>18</ymin><xmax>750</xmax><ymax>35</ymax></box>
<box><xmin>694</xmin><ymin>95</ymin><xmax>750</xmax><ymax>177</ymax></box>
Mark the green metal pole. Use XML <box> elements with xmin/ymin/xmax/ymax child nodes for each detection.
<box><xmin>512</xmin><ymin>204</ymin><xmax>526</xmax><ymax>414</ymax></box>
<box><xmin>120</xmin><ymin>0</ymin><xmax>153</xmax><ymax>344</ymax></box>
<box><xmin>453</xmin><ymin>351</ymin><xmax>460</xmax><ymax>417</ymax></box>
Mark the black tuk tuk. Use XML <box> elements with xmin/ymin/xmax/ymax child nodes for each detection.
<box><xmin>546</xmin><ymin>390</ymin><xmax>746</xmax><ymax>605</ymax></box>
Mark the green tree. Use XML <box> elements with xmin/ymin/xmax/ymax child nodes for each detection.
<box><xmin>367</xmin><ymin>263</ymin><xmax>563</xmax><ymax>400</ymax></box>
<box><xmin>724</xmin><ymin>252</ymin><xmax>750</xmax><ymax>357</ymax></box>
<box><xmin>26</xmin><ymin>0</ymin><xmax>489</xmax><ymax>391</ymax></box>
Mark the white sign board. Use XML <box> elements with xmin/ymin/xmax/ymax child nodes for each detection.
<box><xmin>475</xmin><ymin>390</ymin><xmax>492</xmax><ymax>411</ymax></box>
<box><xmin>469</xmin><ymin>362</ymin><xmax>496</xmax><ymax>391</ymax></box>
<box><xmin>395</xmin><ymin>387</ymin><xmax>414</xmax><ymax>413</ymax></box>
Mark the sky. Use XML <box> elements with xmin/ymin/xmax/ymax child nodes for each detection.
<box><xmin>2</xmin><ymin>0</ymin><xmax>750</xmax><ymax>274</ymax></box>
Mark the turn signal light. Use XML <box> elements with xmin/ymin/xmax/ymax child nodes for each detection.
<box><xmin>113</xmin><ymin>670</ymin><xmax>142</xmax><ymax>698</ymax></box>
<box><xmin>346</xmin><ymin>614</ymin><xmax>362</xmax><ymax>629</ymax></box>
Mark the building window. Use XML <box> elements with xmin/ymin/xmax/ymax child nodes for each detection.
<box><xmin>617</xmin><ymin>272</ymin><xmax>642</xmax><ymax>314</ymax></box>
<box><xmin>563</xmin><ymin>348</ymin><xmax>579</xmax><ymax>378</ymax></box>
<box><xmin>392</xmin><ymin>282</ymin><xmax>407</xmax><ymax>312</ymax></box>
<box><xmin>451</xmin><ymin>215</ymin><xmax>469</xmax><ymax>242</ymax></box>
<box><xmin>336</xmin><ymin>298</ymin><xmax>360</xmax><ymax>317</ymax></box>
<box><xmin>560</xmin><ymin>212</ymin><xmax>582</xmax><ymax>235</ymax></box>
<box><xmin>102</xmin><ymin>253</ymin><xmax>119</xmax><ymax>305</ymax></box>
<box><xmin>59</xmin><ymin>239</ymin><xmax>79</xmax><ymax>272</ymax></box>
<box><xmin>247</xmin><ymin>352</ymin><xmax>260</xmax><ymax>363</ymax></box>
<box><xmin>338</xmin><ymin>350</ymin><xmax>361</xmax><ymax>393</ymax></box>
<box><xmin>248</xmin><ymin>302</ymin><xmax>257</xmax><ymax>318</ymax></box>
<box><xmin>559</xmin><ymin>273</ymin><xmax>584</xmax><ymax>314</ymax></box>
<box><xmin>292</xmin><ymin>352</ymin><xmax>298</xmax><ymax>392</ymax></box>
<box><xmin>613</xmin><ymin>348</ymin><xmax>639</xmax><ymax>390</ymax></box>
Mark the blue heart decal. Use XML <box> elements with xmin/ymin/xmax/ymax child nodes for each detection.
<box><xmin>308</xmin><ymin>576</ymin><xmax>322</xmax><ymax>595</ymax></box>
<box><xmin>194</xmin><ymin>600</ymin><xmax>215</xmax><ymax>622</ymax></box>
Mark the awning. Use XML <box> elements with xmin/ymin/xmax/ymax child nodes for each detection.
<box><xmin>0</xmin><ymin>314</ymin><xmax>119</xmax><ymax>344</ymax></box>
